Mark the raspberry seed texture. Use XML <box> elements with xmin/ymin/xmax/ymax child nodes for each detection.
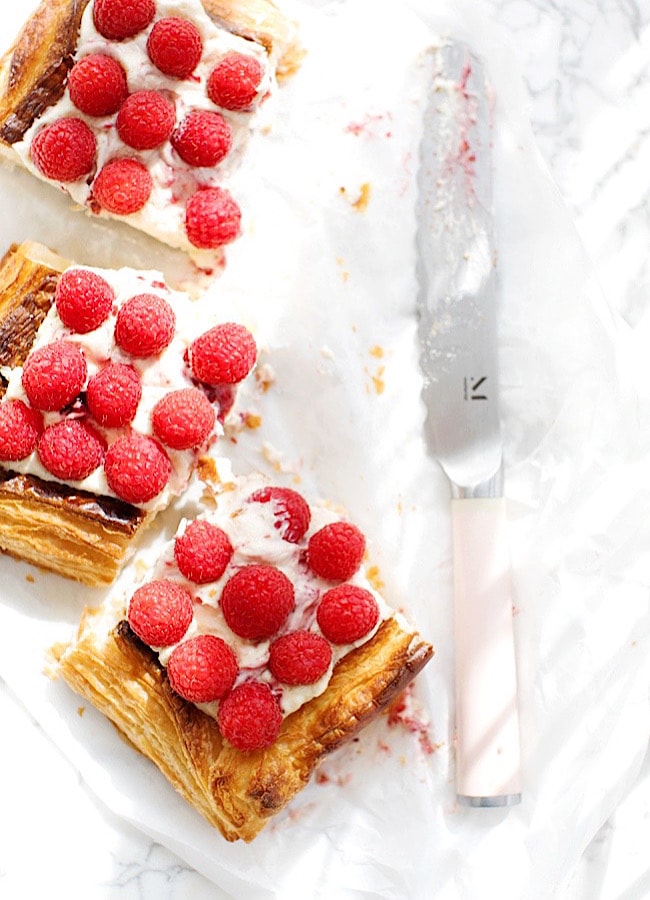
<box><xmin>86</xmin><ymin>363</ymin><xmax>142</xmax><ymax>428</ymax></box>
<box><xmin>317</xmin><ymin>584</ymin><xmax>380</xmax><ymax>645</ymax></box>
<box><xmin>37</xmin><ymin>419</ymin><xmax>105</xmax><ymax>481</ymax></box>
<box><xmin>307</xmin><ymin>521</ymin><xmax>366</xmax><ymax>582</ymax></box>
<box><xmin>128</xmin><ymin>579</ymin><xmax>194</xmax><ymax>647</ymax></box>
<box><xmin>31</xmin><ymin>118</ymin><xmax>97</xmax><ymax>183</ymax></box>
<box><xmin>93</xmin><ymin>158</ymin><xmax>153</xmax><ymax>215</ymax></box>
<box><xmin>174</xmin><ymin>519</ymin><xmax>233</xmax><ymax>584</ymax></box>
<box><xmin>217</xmin><ymin>681</ymin><xmax>283</xmax><ymax>751</ymax></box>
<box><xmin>147</xmin><ymin>17</ymin><xmax>203</xmax><ymax>79</ymax></box>
<box><xmin>0</xmin><ymin>400</ymin><xmax>43</xmax><ymax>462</ymax></box>
<box><xmin>104</xmin><ymin>433</ymin><xmax>172</xmax><ymax>504</ymax></box>
<box><xmin>220</xmin><ymin>564</ymin><xmax>294</xmax><ymax>641</ymax></box>
<box><xmin>189</xmin><ymin>323</ymin><xmax>256</xmax><ymax>385</ymax></box>
<box><xmin>68</xmin><ymin>54</ymin><xmax>128</xmax><ymax>117</ymax></box>
<box><xmin>22</xmin><ymin>341</ymin><xmax>87</xmax><ymax>412</ymax></box>
<box><xmin>152</xmin><ymin>388</ymin><xmax>215</xmax><ymax>450</ymax></box>
<box><xmin>93</xmin><ymin>0</ymin><xmax>156</xmax><ymax>41</ymax></box>
<box><xmin>114</xmin><ymin>293</ymin><xmax>176</xmax><ymax>358</ymax></box>
<box><xmin>167</xmin><ymin>634</ymin><xmax>239</xmax><ymax>703</ymax></box>
<box><xmin>55</xmin><ymin>267</ymin><xmax>114</xmax><ymax>334</ymax></box>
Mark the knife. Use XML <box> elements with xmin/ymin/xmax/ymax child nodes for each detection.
<box><xmin>416</xmin><ymin>42</ymin><xmax>522</xmax><ymax>806</ymax></box>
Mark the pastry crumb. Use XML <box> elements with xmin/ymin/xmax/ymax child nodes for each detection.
<box><xmin>244</xmin><ymin>412</ymin><xmax>262</xmax><ymax>429</ymax></box>
<box><xmin>77</xmin><ymin>706</ymin><xmax>85</xmax><ymax>717</ymax></box>
<box><xmin>25</xmin><ymin>573</ymin><xmax>35</xmax><ymax>583</ymax></box>
<box><xmin>338</xmin><ymin>182</ymin><xmax>371</xmax><ymax>212</ymax></box>
<box><xmin>366</xmin><ymin>565</ymin><xmax>385</xmax><ymax>592</ymax></box>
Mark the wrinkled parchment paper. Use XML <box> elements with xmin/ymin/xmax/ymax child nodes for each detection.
<box><xmin>0</xmin><ymin>1</ymin><xmax>647</xmax><ymax>897</ymax></box>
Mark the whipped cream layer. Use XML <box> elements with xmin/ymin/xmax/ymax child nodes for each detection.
<box><xmin>12</xmin><ymin>0</ymin><xmax>275</xmax><ymax>264</ymax></box>
<box><xmin>141</xmin><ymin>472</ymin><xmax>395</xmax><ymax>718</ymax></box>
<box><xmin>0</xmin><ymin>263</ymin><xmax>229</xmax><ymax>512</ymax></box>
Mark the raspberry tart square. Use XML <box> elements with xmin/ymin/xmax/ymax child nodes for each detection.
<box><xmin>52</xmin><ymin>472</ymin><xmax>434</xmax><ymax>841</ymax></box>
<box><xmin>0</xmin><ymin>0</ymin><xmax>301</xmax><ymax>264</ymax></box>
<box><xmin>0</xmin><ymin>240</ymin><xmax>258</xmax><ymax>586</ymax></box>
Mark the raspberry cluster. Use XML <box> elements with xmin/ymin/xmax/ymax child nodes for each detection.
<box><xmin>127</xmin><ymin>484</ymin><xmax>381</xmax><ymax>753</ymax></box>
<box><xmin>0</xmin><ymin>267</ymin><xmax>257</xmax><ymax>506</ymax></box>
<box><xmin>30</xmin><ymin>0</ymin><xmax>267</xmax><ymax>249</ymax></box>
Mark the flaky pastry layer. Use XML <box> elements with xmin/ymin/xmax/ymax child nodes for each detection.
<box><xmin>53</xmin><ymin>601</ymin><xmax>433</xmax><ymax>841</ymax></box>
<box><xmin>0</xmin><ymin>242</ymin><xmax>152</xmax><ymax>585</ymax></box>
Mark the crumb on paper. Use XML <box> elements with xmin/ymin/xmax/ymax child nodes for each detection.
<box><xmin>344</xmin><ymin>113</ymin><xmax>392</xmax><ymax>138</ymax></box>
<box><xmin>366</xmin><ymin>564</ymin><xmax>385</xmax><ymax>592</ymax></box>
<box><xmin>386</xmin><ymin>684</ymin><xmax>439</xmax><ymax>756</ymax></box>
<box><xmin>338</xmin><ymin>182</ymin><xmax>372</xmax><ymax>212</ymax></box>
<box><xmin>364</xmin><ymin>364</ymin><xmax>385</xmax><ymax>395</ymax></box>
<box><xmin>77</xmin><ymin>706</ymin><xmax>85</xmax><ymax>717</ymax></box>
<box><xmin>255</xmin><ymin>362</ymin><xmax>275</xmax><ymax>392</ymax></box>
<box><xmin>25</xmin><ymin>573</ymin><xmax>35</xmax><ymax>583</ymax></box>
<box><xmin>335</xmin><ymin>256</ymin><xmax>349</xmax><ymax>282</ymax></box>
<box><xmin>243</xmin><ymin>412</ymin><xmax>262</xmax><ymax>429</ymax></box>
<box><xmin>370</xmin><ymin>344</ymin><xmax>384</xmax><ymax>359</ymax></box>
<box><xmin>320</xmin><ymin>345</ymin><xmax>335</xmax><ymax>360</ymax></box>
<box><xmin>261</xmin><ymin>442</ymin><xmax>304</xmax><ymax>479</ymax></box>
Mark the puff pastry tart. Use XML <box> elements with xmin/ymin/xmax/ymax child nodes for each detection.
<box><xmin>0</xmin><ymin>0</ymin><xmax>300</xmax><ymax>264</ymax></box>
<box><xmin>0</xmin><ymin>240</ymin><xmax>258</xmax><ymax>585</ymax></box>
<box><xmin>53</xmin><ymin>472</ymin><xmax>434</xmax><ymax>841</ymax></box>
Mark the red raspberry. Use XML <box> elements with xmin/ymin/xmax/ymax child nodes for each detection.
<box><xmin>189</xmin><ymin>323</ymin><xmax>256</xmax><ymax>385</ymax></box>
<box><xmin>104</xmin><ymin>432</ymin><xmax>171</xmax><ymax>504</ymax></box>
<box><xmin>92</xmin><ymin>158</ymin><xmax>153</xmax><ymax>215</ymax></box>
<box><xmin>171</xmin><ymin>110</ymin><xmax>232</xmax><ymax>168</ymax></box>
<box><xmin>167</xmin><ymin>634</ymin><xmax>238</xmax><ymax>703</ymax></box>
<box><xmin>116</xmin><ymin>91</ymin><xmax>176</xmax><ymax>151</ymax></box>
<box><xmin>55</xmin><ymin>267</ymin><xmax>114</xmax><ymax>334</ymax></box>
<box><xmin>307</xmin><ymin>521</ymin><xmax>366</xmax><ymax>582</ymax></box>
<box><xmin>93</xmin><ymin>0</ymin><xmax>155</xmax><ymax>41</ymax></box>
<box><xmin>220</xmin><ymin>565</ymin><xmax>294</xmax><ymax>641</ymax></box>
<box><xmin>22</xmin><ymin>341</ymin><xmax>87</xmax><ymax>412</ymax></box>
<box><xmin>248</xmin><ymin>486</ymin><xmax>311</xmax><ymax>544</ymax></box>
<box><xmin>207</xmin><ymin>52</ymin><xmax>264</xmax><ymax>111</ymax></box>
<box><xmin>31</xmin><ymin>118</ymin><xmax>96</xmax><ymax>183</ymax></box>
<box><xmin>174</xmin><ymin>519</ymin><xmax>233</xmax><ymax>584</ymax></box>
<box><xmin>37</xmin><ymin>419</ymin><xmax>105</xmax><ymax>481</ymax></box>
<box><xmin>114</xmin><ymin>293</ymin><xmax>175</xmax><ymax>358</ymax></box>
<box><xmin>268</xmin><ymin>631</ymin><xmax>332</xmax><ymax>685</ymax></box>
<box><xmin>147</xmin><ymin>17</ymin><xmax>203</xmax><ymax>79</ymax></box>
<box><xmin>151</xmin><ymin>388</ymin><xmax>215</xmax><ymax>450</ymax></box>
<box><xmin>0</xmin><ymin>400</ymin><xmax>43</xmax><ymax>462</ymax></box>
<box><xmin>217</xmin><ymin>681</ymin><xmax>282</xmax><ymax>751</ymax></box>
<box><xmin>317</xmin><ymin>584</ymin><xmax>380</xmax><ymax>644</ymax></box>
<box><xmin>185</xmin><ymin>187</ymin><xmax>241</xmax><ymax>249</ymax></box>
<box><xmin>128</xmin><ymin>579</ymin><xmax>194</xmax><ymax>647</ymax></box>
<box><xmin>68</xmin><ymin>54</ymin><xmax>128</xmax><ymax>117</ymax></box>
<box><xmin>86</xmin><ymin>363</ymin><xmax>142</xmax><ymax>427</ymax></box>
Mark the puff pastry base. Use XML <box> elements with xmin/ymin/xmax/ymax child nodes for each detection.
<box><xmin>0</xmin><ymin>241</ymin><xmax>152</xmax><ymax>586</ymax></box>
<box><xmin>53</xmin><ymin>600</ymin><xmax>433</xmax><ymax>841</ymax></box>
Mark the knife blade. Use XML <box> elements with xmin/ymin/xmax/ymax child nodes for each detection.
<box><xmin>416</xmin><ymin>42</ymin><xmax>522</xmax><ymax>806</ymax></box>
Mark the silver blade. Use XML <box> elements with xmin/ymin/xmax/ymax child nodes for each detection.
<box><xmin>417</xmin><ymin>43</ymin><xmax>502</xmax><ymax>495</ymax></box>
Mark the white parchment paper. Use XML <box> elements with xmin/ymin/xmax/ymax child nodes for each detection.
<box><xmin>0</xmin><ymin>1</ymin><xmax>648</xmax><ymax>898</ymax></box>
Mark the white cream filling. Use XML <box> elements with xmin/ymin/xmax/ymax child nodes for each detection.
<box><xmin>146</xmin><ymin>472</ymin><xmax>395</xmax><ymax>718</ymax></box>
<box><xmin>1</xmin><ymin>263</ymin><xmax>227</xmax><ymax>512</ymax></box>
<box><xmin>11</xmin><ymin>0</ymin><xmax>275</xmax><ymax>263</ymax></box>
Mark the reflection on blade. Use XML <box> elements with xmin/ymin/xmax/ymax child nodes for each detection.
<box><xmin>416</xmin><ymin>42</ymin><xmax>501</xmax><ymax>493</ymax></box>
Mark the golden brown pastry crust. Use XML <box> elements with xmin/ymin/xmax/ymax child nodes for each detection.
<box><xmin>0</xmin><ymin>0</ymin><xmax>301</xmax><ymax>147</ymax></box>
<box><xmin>0</xmin><ymin>241</ymin><xmax>151</xmax><ymax>586</ymax></box>
<box><xmin>53</xmin><ymin>603</ymin><xmax>433</xmax><ymax>841</ymax></box>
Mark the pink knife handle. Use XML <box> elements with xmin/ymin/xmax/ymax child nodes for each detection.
<box><xmin>452</xmin><ymin>496</ymin><xmax>522</xmax><ymax>805</ymax></box>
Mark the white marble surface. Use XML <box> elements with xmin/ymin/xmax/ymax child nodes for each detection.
<box><xmin>1</xmin><ymin>0</ymin><xmax>649</xmax><ymax>896</ymax></box>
